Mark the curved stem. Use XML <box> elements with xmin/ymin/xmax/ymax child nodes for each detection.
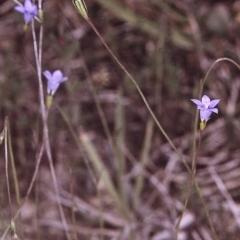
<box><xmin>200</xmin><ymin>58</ymin><xmax>240</xmax><ymax>98</ymax></box>
<box><xmin>86</xmin><ymin>17</ymin><xmax>191</xmax><ymax>173</ymax></box>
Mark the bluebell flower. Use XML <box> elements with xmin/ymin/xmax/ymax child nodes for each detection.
<box><xmin>191</xmin><ymin>95</ymin><xmax>220</xmax><ymax>122</ymax></box>
<box><xmin>14</xmin><ymin>0</ymin><xmax>38</xmax><ymax>24</ymax></box>
<box><xmin>43</xmin><ymin>70</ymin><xmax>68</xmax><ymax>96</ymax></box>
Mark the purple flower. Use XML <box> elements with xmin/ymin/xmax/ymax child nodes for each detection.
<box><xmin>191</xmin><ymin>95</ymin><xmax>220</xmax><ymax>122</ymax></box>
<box><xmin>43</xmin><ymin>70</ymin><xmax>68</xmax><ymax>95</ymax></box>
<box><xmin>14</xmin><ymin>0</ymin><xmax>38</xmax><ymax>24</ymax></box>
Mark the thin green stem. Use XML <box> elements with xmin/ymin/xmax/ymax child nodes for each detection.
<box><xmin>6</xmin><ymin>119</ymin><xmax>21</xmax><ymax>209</ymax></box>
<box><xmin>32</xmin><ymin>17</ymin><xmax>71</xmax><ymax>240</ymax></box>
<box><xmin>194</xmin><ymin>179</ymin><xmax>218</xmax><ymax>240</ymax></box>
<box><xmin>6</xmin><ymin>118</ymin><xmax>24</xmax><ymax>239</ymax></box>
<box><xmin>86</xmin><ymin>17</ymin><xmax>191</xmax><ymax>173</ymax></box>
<box><xmin>69</xmin><ymin>169</ymin><xmax>78</xmax><ymax>240</ymax></box>
<box><xmin>175</xmin><ymin>130</ymin><xmax>202</xmax><ymax>239</ymax></box>
<box><xmin>4</xmin><ymin>118</ymin><xmax>12</xmax><ymax>222</ymax></box>
<box><xmin>0</xmin><ymin>142</ymin><xmax>45</xmax><ymax>240</ymax></box>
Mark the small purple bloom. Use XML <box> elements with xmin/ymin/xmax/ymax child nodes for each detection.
<box><xmin>191</xmin><ymin>95</ymin><xmax>220</xmax><ymax>122</ymax></box>
<box><xmin>43</xmin><ymin>70</ymin><xmax>68</xmax><ymax>95</ymax></box>
<box><xmin>14</xmin><ymin>0</ymin><xmax>38</xmax><ymax>24</ymax></box>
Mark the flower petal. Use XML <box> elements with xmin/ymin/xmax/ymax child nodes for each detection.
<box><xmin>43</xmin><ymin>70</ymin><xmax>52</xmax><ymax>80</ymax></box>
<box><xmin>201</xmin><ymin>95</ymin><xmax>210</xmax><ymax>102</ymax></box>
<box><xmin>210</xmin><ymin>108</ymin><xmax>218</xmax><ymax>114</ymax></box>
<box><xmin>14</xmin><ymin>6</ymin><xmax>25</xmax><ymax>13</ymax></box>
<box><xmin>191</xmin><ymin>99</ymin><xmax>203</xmax><ymax>107</ymax></box>
<box><xmin>200</xmin><ymin>109</ymin><xmax>212</xmax><ymax>121</ymax></box>
<box><xmin>201</xmin><ymin>95</ymin><xmax>210</xmax><ymax>108</ymax></box>
<box><xmin>209</xmin><ymin>99</ymin><xmax>220</xmax><ymax>109</ymax></box>
<box><xmin>24</xmin><ymin>0</ymin><xmax>32</xmax><ymax>11</ymax></box>
<box><xmin>52</xmin><ymin>70</ymin><xmax>63</xmax><ymax>81</ymax></box>
<box><xmin>54</xmin><ymin>70</ymin><xmax>68</xmax><ymax>83</ymax></box>
<box><xmin>48</xmin><ymin>82</ymin><xmax>60</xmax><ymax>94</ymax></box>
<box><xmin>31</xmin><ymin>7</ymin><xmax>38</xmax><ymax>16</ymax></box>
<box><xmin>24</xmin><ymin>13</ymin><xmax>33</xmax><ymax>23</ymax></box>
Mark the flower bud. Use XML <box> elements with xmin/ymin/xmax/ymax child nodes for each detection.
<box><xmin>46</xmin><ymin>94</ymin><xmax>53</xmax><ymax>108</ymax></box>
<box><xmin>23</xmin><ymin>24</ymin><xmax>28</xmax><ymax>31</ymax></box>
<box><xmin>38</xmin><ymin>9</ymin><xmax>43</xmax><ymax>20</ymax></box>
<box><xmin>72</xmin><ymin>0</ymin><xmax>88</xmax><ymax>19</ymax></box>
<box><xmin>0</xmin><ymin>130</ymin><xmax>4</xmax><ymax>144</ymax></box>
<box><xmin>200</xmin><ymin>121</ymin><xmax>206</xmax><ymax>131</ymax></box>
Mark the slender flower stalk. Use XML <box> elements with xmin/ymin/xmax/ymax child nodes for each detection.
<box><xmin>12</xmin><ymin>2</ymin><xmax>71</xmax><ymax>238</ymax></box>
<box><xmin>31</xmin><ymin>8</ymin><xmax>71</xmax><ymax>240</ymax></box>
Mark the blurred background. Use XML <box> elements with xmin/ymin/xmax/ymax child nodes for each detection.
<box><xmin>1</xmin><ymin>0</ymin><xmax>240</xmax><ymax>239</ymax></box>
